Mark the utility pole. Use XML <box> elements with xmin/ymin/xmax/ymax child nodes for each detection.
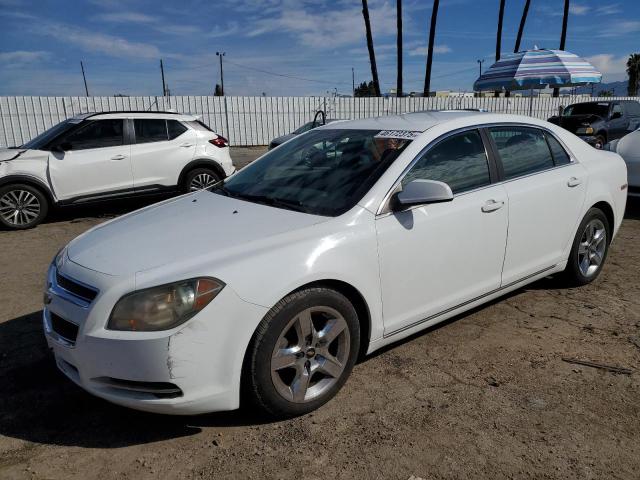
<box><xmin>160</xmin><ymin>59</ymin><xmax>167</xmax><ymax>96</ymax></box>
<box><xmin>477</xmin><ymin>59</ymin><xmax>484</xmax><ymax>78</ymax></box>
<box><xmin>554</xmin><ymin>0</ymin><xmax>570</xmax><ymax>97</ymax></box>
<box><xmin>352</xmin><ymin>67</ymin><xmax>355</xmax><ymax>97</ymax></box>
<box><xmin>80</xmin><ymin>61</ymin><xmax>89</xmax><ymax>96</ymax></box>
<box><xmin>216</xmin><ymin>51</ymin><xmax>225</xmax><ymax>95</ymax></box>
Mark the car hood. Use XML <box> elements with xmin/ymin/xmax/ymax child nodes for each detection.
<box><xmin>555</xmin><ymin>114</ymin><xmax>604</xmax><ymax>132</ymax></box>
<box><xmin>66</xmin><ymin>191</ymin><xmax>328</xmax><ymax>276</ymax></box>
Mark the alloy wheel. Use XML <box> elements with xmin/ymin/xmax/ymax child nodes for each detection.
<box><xmin>578</xmin><ymin>218</ymin><xmax>607</xmax><ymax>277</ymax></box>
<box><xmin>270</xmin><ymin>306</ymin><xmax>350</xmax><ymax>403</ymax></box>
<box><xmin>0</xmin><ymin>189</ymin><xmax>41</xmax><ymax>227</ymax></box>
<box><xmin>189</xmin><ymin>173</ymin><xmax>217</xmax><ymax>191</ymax></box>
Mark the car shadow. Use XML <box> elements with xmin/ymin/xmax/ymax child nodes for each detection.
<box><xmin>624</xmin><ymin>195</ymin><xmax>640</xmax><ymax>220</ymax></box>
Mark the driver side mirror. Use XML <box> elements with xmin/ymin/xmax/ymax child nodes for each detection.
<box><xmin>53</xmin><ymin>142</ymin><xmax>72</xmax><ymax>152</ymax></box>
<box><xmin>390</xmin><ymin>179</ymin><xmax>453</xmax><ymax>211</ymax></box>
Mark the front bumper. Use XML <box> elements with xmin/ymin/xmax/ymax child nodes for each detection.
<box><xmin>576</xmin><ymin>135</ymin><xmax>602</xmax><ymax>148</ymax></box>
<box><xmin>43</xmin><ymin>262</ymin><xmax>268</xmax><ymax>415</ymax></box>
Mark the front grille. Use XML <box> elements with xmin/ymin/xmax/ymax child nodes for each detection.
<box><xmin>56</xmin><ymin>272</ymin><xmax>98</xmax><ymax>303</ymax></box>
<box><xmin>50</xmin><ymin>313</ymin><xmax>79</xmax><ymax>344</ymax></box>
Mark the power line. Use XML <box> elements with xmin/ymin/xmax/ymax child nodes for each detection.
<box><xmin>223</xmin><ymin>58</ymin><xmax>351</xmax><ymax>86</ymax></box>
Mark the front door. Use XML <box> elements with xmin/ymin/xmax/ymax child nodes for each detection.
<box><xmin>376</xmin><ymin>129</ymin><xmax>509</xmax><ymax>336</ymax></box>
<box><xmin>49</xmin><ymin>118</ymin><xmax>133</xmax><ymax>201</ymax></box>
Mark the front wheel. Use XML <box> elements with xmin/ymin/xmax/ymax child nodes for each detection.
<box><xmin>561</xmin><ymin>208</ymin><xmax>610</xmax><ymax>286</ymax></box>
<box><xmin>0</xmin><ymin>184</ymin><xmax>49</xmax><ymax>229</ymax></box>
<box><xmin>184</xmin><ymin>168</ymin><xmax>220</xmax><ymax>192</ymax></box>
<box><xmin>243</xmin><ymin>288</ymin><xmax>360</xmax><ymax>418</ymax></box>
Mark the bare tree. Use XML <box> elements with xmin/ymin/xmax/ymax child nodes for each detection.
<box><xmin>494</xmin><ymin>0</ymin><xmax>506</xmax><ymax>97</ymax></box>
<box><xmin>423</xmin><ymin>0</ymin><xmax>440</xmax><ymax>97</ymax></box>
<box><xmin>362</xmin><ymin>0</ymin><xmax>381</xmax><ymax>97</ymax></box>
<box><xmin>397</xmin><ymin>0</ymin><xmax>403</xmax><ymax>97</ymax></box>
<box><xmin>553</xmin><ymin>0</ymin><xmax>570</xmax><ymax>97</ymax></box>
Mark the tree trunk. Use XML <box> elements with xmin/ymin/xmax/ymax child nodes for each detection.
<box><xmin>554</xmin><ymin>0</ymin><xmax>570</xmax><ymax>97</ymax></box>
<box><xmin>494</xmin><ymin>0</ymin><xmax>506</xmax><ymax>97</ymax></box>
<box><xmin>397</xmin><ymin>0</ymin><xmax>403</xmax><ymax>97</ymax></box>
<box><xmin>362</xmin><ymin>0</ymin><xmax>381</xmax><ymax>97</ymax></box>
<box><xmin>423</xmin><ymin>0</ymin><xmax>440</xmax><ymax>97</ymax></box>
<box><xmin>514</xmin><ymin>0</ymin><xmax>531</xmax><ymax>53</ymax></box>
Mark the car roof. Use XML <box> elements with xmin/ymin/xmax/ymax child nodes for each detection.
<box><xmin>73</xmin><ymin>111</ymin><xmax>199</xmax><ymax>121</ymax></box>
<box><xmin>316</xmin><ymin>110</ymin><xmax>486</xmax><ymax>132</ymax></box>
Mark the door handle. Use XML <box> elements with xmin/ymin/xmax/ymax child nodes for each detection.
<box><xmin>567</xmin><ymin>177</ymin><xmax>582</xmax><ymax>187</ymax></box>
<box><xmin>110</xmin><ymin>154</ymin><xmax>126</xmax><ymax>161</ymax></box>
<box><xmin>481</xmin><ymin>199</ymin><xmax>504</xmax><ymax>213</ymax></box>
<box><xmin>179</xmin><ymin>143</ymin><xmax>194</xmax><ymax>148</ymax></box>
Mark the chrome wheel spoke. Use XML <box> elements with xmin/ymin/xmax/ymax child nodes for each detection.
<box><xmin>578</xmin><ymin>241</ymin><xmax>589</xmax><ymax>255</ymax></box>
<box><xmin>294</xmin><ymin>309</ymin><xmax>315</xmax><ymax>347</ymax></box>
<box><xmin>315</xmin><ymin>348</ymin><xmax>343</xmax><ymax>378</ymax></box>
<box><xmin>291</xmin><ymin>363</ymin><xmax>311</xmax><ymax>402</ymax></box>
<box><xmin>318</xmin><ymin>318</ymin><xmax>346</xmax><ymax>345</ymax></box>
<box><xmin>272</xmin><ymin>347</ymin><xmax>301</xmax><ymax>370</ymax></box>
<box><xmin>190</xmin><ymin>173</ymin><xmax>217</xmax><ymax>191</ymax></box>
<box><xmin>578</xmin><ymin>218</ymin><xmax>607</xmax><ymax>277</ymax></box>
<box><xmin>0</xmin><ymin>189</ymin><xmax>40</xmax><ymax>226</ymax></box>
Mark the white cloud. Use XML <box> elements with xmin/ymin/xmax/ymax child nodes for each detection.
<box><xmin>595</xmin><ymin>4</ymin><xmax>621</xmax><ymax>15</ymax></box>
<box><xmin>408</xmin><ymin>45</ymin><xmax>452</xmax><ymax>56</ymax></box>
<box><xmin>569</xmin><ymin>3</ymin><xmax>590</xmax><ymax>15</ymax></box>
<box><xmin>585</xmin><ymin>54</ymin><xmax>628</xmax><ymax>82</ymax></box>
<box><xmin>0</xmin><ymin>50</ymin><xmax>49</xmax><ymax>64</ymax></box>
<box><xmin>596</xmin><ymin>20</ymin><xmax>640</xmax><ymax>37</ymax></box>
<box><xmin>247</xmin><ymin>1</ymin><xmax>397</xmax><ymax>49</ymax></box>
<box><xmin>94</xmin><ymin>12</ymin><xmax>156</xmax><ymax>24</ymax></box>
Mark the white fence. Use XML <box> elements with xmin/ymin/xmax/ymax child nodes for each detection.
<box><xmin>1</xmin><ymin>95</ymin><xmax>637</xmax><ymax>147</ymax></box>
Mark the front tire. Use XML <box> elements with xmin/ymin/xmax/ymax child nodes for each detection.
<box><xmin>0</xmin><ymin>184</ymin><xmax>48</xmax><ymax>230</ymax></box>
<box><xmin>243</xmin><ymin>288</ymin><xmax>360</xmax><ymax>418</ymax></box>
<box><xmin>561</xmin><ymin>208</ymin><xmax>610</xmax><ymax>286</ymax></box>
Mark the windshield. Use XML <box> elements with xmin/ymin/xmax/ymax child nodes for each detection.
<box><xmin>563</xmin><ymin>103</ymin><xmax>610</xmax><ymax>118</ymax></box>
<box><xmin>21</xmin><ymin>119</ymin><xmax>77</xmax><ymax>149</ymax></box>
<box><xmin>216</xmin><ymin>129</ymin><xmax>413</xmax><ymax>216</ymax></box>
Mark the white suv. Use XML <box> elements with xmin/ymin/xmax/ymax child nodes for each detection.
<box><xmin>0</xmin><ymin>111</ymin><xmax>234</xmax><ymax>229</ymax></box>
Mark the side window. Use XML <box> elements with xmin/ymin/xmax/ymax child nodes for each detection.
<box><xmin>62</xmin><ymin>119</ymin><xmax>123</xmax><ymax>150</ymax></box>
<box><xmin>402</xmin><ymin>130</ymin><xmax>491</xmax><ymax>194</ymax></box>
<box><xmin>167</xmin><ymin>120</ymin><xmax>187</xmax><ymax>139</ymax></box>
<box><xmin>134</xmin><ymin>119</ymin><xmax>168</xmax><ymax>143</ymax></box>
<box><xmin>612</xmin><ymin>104</ymin><xmax>623</xmax><ymax>116</ymax></box>
<box><xmin>545</xmin><ymin>134</ymin><xmax>571</xmax><ymax>165</ymax></box>
<box><xmin>489</xmin><ymin>127</ymin><xmax>554</xmax><ymax>180</ymax></box>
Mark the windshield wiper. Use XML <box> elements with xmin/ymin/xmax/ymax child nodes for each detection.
<box><xmin>232</xmin><ymin>193</ymin><xmax>309</xmax><ymax>213</ymax></box>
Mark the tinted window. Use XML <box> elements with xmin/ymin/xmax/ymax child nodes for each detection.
<box><xmin>403</xmin><ymin>130</ymin><xmax>490</xmax><ymax>194</ymax></box>
<box><xmin>220</xmin><ymin>129</ymin><xmax>411</xmax><ymax>216</ymax></box>
<box><xmin>62</xmin><ymin>119</ymin><xmax>124</xmax><ymax>150</ymax></box>
<box><xmin>167</xmin><ymin>120</ymin><xmax>187</xmax><ymax>139</ymax></box>
<box><xmin>293</xmin><ymin>122</ymin><xmax>314</xmax><ymax>134</ymax></box>
<box><xmin>135</xmin><ymin>119</ymin><xmax>168</xmax><ymax>143</ymax></box>
<box><xmin>626</xmin><ymin>101</ymin><xmax>640</xmax><ymax>115</ymax></box>
<box><xmin>545</xmin><ymin>134</ymin><xmax>571</xmax><ymax>165</ymax></box>
<box><xmin>612</xmin><ymin>104</ymin><xmax>623</xmax><ymax>115</ymax></box>
<box><xmin>563</xmin><ymin>102</ymin><xmax>610</xmax><ymax>118</ymax></box>
<box><xmin>490</xmin><ymin>127</ymin><xmax>554</xmax><ymax>180</ymax></box>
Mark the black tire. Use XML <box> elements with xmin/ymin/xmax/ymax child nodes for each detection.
<box><xmin>593</xmin><ymin>134</ymin><xmax>606</xmax><ymax>149</ymax></box>
<box><xmin>561</xmin><ymin>207</ymin><xmax>611</xmax><ymax>286</ymax></box>
<box><xmin>242</xmin><ymin>287</ymin><xmax>360</xmax><ymax>418</ymax></box>
<box><xmin>0</xmin><ymin>183</ymin><xmax>49</xmax><ymax>230</ymax></box>
<box><xmin>182</xmin><ymin>168</ymin><xmax>221</xmax><ymax>192</ymax></box>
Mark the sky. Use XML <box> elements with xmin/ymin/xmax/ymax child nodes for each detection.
<box><xmin>0</xmin><ymin>0</ymin><xmax>638</xmax><ymax>97</ymax></box>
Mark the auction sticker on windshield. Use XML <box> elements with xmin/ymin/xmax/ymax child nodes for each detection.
<box><xmin>375</xmin><ymin>130</ymin><xmax>421</xmax><ymax>139</ymax></box>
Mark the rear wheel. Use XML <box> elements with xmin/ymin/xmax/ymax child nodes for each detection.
<box><xmin>561</xmin><ymin>208</ymin><xmax>610</xmax><ymax>286</ymax></box>
<box><xmin>0</xmin><ymin>184</ymin><xmax>48</xmax><ymax>230</ymax></box>
<box><xmin>243</xmin><ymin>288</ymin><xmax>360</xmax><ymax>418</ymax></box>
<box><xmin>184</xmin><ymin>168</ymin><xmax>220</xmax><ymax>192</ymax></box>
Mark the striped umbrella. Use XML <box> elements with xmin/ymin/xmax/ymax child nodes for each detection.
<box><xmin>473</xmin><ymin>48</ymin><xmax>602</xmax><ymax>92</ymax></box>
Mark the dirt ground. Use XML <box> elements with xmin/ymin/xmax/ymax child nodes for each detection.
<box><xmin>1</xmin><ymin>146</ymin><xmax>639</xmax><ymax>480</ymax></box>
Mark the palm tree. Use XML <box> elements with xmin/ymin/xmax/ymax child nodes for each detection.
<box><xmin>494</xmin><ymin>0</ymin><xmax>506</xmax><ymax>97</ymax></box>
<box><xmin>397</xmin><ymin>0</ymin><xmax>403</xmax><ymax>97</ymax></box>
<box><xmin>553</xmin><ymin>0</ymin><xmax>570</xmax><ymax>97</ymax></box>
<box><xmin>362</xmin><ymin>0</ymin><xmax>381</xmax><ymax>97</ymax></box>
<box><xmin>423</xmin><ymin>0</ymin><xmax>440</xmax><ymax>96</ymax></box>
<box><xmin>514</xmin><ymin>0</ymin><xmax>531</xmax><ymax>53</ymax></box>
<box><xmin>627</xmin><ymin>53</ymin><xmax>640</xmax><ymax>96</ymax></box>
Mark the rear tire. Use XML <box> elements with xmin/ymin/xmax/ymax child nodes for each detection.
<box><xmin>560</xmin><ymin>207</ymin><xmax>610</xmax><ymax>286</ymax></box>
<box><xmin>183</xmin><ymin>168</ymin><xmax>221</xmax><ymax>192</ymax></box>
<box><xmin>242</xmin><ymin>288</ymin><xmax>360</xmax><ymax>418</ymax></box>
<box><xmin>0</xmin><ymin>183</ymin><xmax>48</xmax><ymax>230</ymax></box>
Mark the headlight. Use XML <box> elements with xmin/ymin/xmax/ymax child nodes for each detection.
<box><xmin>576</xmin><ymin>126</ymin><xmax>594</xmax><ymax>135</ymax></box>
<box><xmin>108</xmin><ymin>278</ymin><xmax>225</xmax><ymax>331</ymax></box>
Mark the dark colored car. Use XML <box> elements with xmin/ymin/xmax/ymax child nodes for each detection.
<box><xmin>548</xmin><ymin>100</ymin><xmax>640</xmax><ymax>149</ymax></box>
<box><xmin>268</xmin><ymin>119</ymin><xmax>339</xmax><ymax>149</ymax></box>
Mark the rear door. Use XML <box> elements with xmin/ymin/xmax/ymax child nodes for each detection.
<box><xmin>49</xmin><ymin>118</ymin><xmax>133</xmax><ymax>201</ymax></box>
<box><xmin>129</xmin><ymin>118</ymin><xmax>196</xmax><ymax>189</ymax></box>
<box><xmin>487</xmin><ymin>126</ymin><xmax>587</xmax><ymax>285</ymax></box>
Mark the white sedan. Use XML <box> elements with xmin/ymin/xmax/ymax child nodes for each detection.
<box><xmin>606</xmin><ymin>128</ymin><xmax>640</xmax><ymax>196</ymax></box>
<box><xmin>43</xmin><ymin>111</ymin><xmax>628</xmax><ymax>417</ymax></box>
